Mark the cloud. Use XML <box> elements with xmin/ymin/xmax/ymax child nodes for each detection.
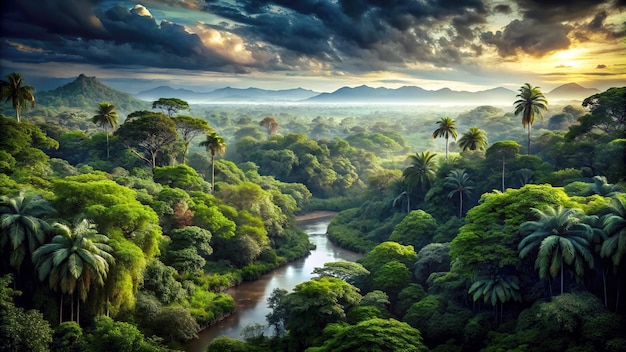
<box><xmin>481</xmin><ymin>19</ymin><xmax>572</xmax><ymax>57</ymax></box>
<box><xmin>596</xmin><ymin>64</ymin><xmax>607</xmax><ymax>69</ymax></box>
<box><xmin>555</xmin><ymin>64</ymin><xmax>572</xmax><ymax>68</ymax></box>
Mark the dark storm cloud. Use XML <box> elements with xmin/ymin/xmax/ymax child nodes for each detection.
<box><xmin>206</xmin><ymin>0</ymin><xmax>490</xmax><ymax>72</ymax></box>
<box><xmin>596</xmin><ymin>64</ymin><xmax>607</xmax><ymax>69</ymax></box>
<box><xmin>482</xmin><ymin>0</ymin><xmax>625</xmax><ymax>58</ymax></box>
<box><xmin>481</xmin><ymin>19</ymin><xmax>571</xmax><ymax>57</ymax></box>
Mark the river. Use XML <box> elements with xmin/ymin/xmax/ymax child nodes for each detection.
<box><xmin>184</xmin><ymin>212</ymin><xmax>362</xmax><ymax>352</ymax></box>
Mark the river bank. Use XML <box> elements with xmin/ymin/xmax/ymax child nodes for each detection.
<box><xmin>184</xmin><ymin>213</ymin><xmax>358</xmax><ymax>352</ymax></box>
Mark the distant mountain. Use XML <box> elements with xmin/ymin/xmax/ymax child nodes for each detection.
<box><xmin>546</xmin><ymin>83</ymin><xmax>600</xmax><ymax>101</ymax></box>
<box><xmin>37</xmin><ymin>74</ymin><xmax>149</xmax><ymax>113</ymax></box>
<box><xmin>134</xmin><ymin>86</ymin><xmax>320</xmax><ymax>103</ymax></box>
<box><xmin>306</xmin><ymin>85</ymin><xmax>517</xmax><ymax>104</ymax></box>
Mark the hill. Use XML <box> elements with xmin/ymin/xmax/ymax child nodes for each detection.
<box><xmin>546</xmin><ymin>83</ymin><xmax>600</xmax><ymax>102</ymax></box>
<box><xmin>305</xmin><ymin>85</ymin><xmax>517</xmax><ymax>105</ymax></box>
<box><xmin>134</xmin><ymin>86</ymin><xmax>319</xmax><ymax>103</ymax></box>
<box><xmin>36</xmin><ymin>74</ymin><xmax>149</xmax><ymax>113</ymax></box>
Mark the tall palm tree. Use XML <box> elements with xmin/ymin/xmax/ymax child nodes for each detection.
<box><xmin>0</xmin><ymin>190</ymin><xmax>55</xmax><ymax>272</ymax></box>
<box><xmin>91</xmin><ymin>102</ymin><xmax>119</xmax><ymax>159</ymax></box>
<box><xmin>402</xmin><ymin>151</ymin><xmax>437</xmax><ymax>198</ymax></box>
<box><xmin>199</xmin><ymin>131</ymin><xmax>226</xmax><ymax>193</ymax></box>
<box><xmin>518</xmin><ymin>206</ymin><xmax>594</xmax><ymax>295</ymax></box>
<box><xmin>457</xmin><ymin>127</ymin><xmax>488</xmax><ymax>152</ymax></box>
<box><xmin>444</xmin><ymin>169</ymin><xmax>474</xmax><ymax>218</ymax></box>
<box><xmin>32</xmin><ymin>219</ymin><xmax>114</xmax><ymax>325</ymax></box>
<box><xmin>0</xmin><ymin>72</ymin><xmax>36</xmax><ymax>123</ymax></box>
<box><xmin>514</xmin><ymin>83</ymin><xmax>548</xmax><ymax>155</ymax></box>
<box><xmin>432</xmin><ymin>117</ymin><xmax>457</xmax><ymax>162</ymax></box>
<box><xmin>601</xmin><ymin>197</ymin><xmax>626</xmax><ymax>312</ymax></box>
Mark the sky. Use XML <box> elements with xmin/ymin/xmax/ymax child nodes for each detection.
<box><xmin>1</xmin><ymin>0</ymin><xmax>625</xmax><ymax>94</ymax></box>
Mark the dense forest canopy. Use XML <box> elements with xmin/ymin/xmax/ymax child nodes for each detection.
<box><xmin>1</xmin><ymin>74</ymin><xmax>625</xmax><ymax>351</ymax></box>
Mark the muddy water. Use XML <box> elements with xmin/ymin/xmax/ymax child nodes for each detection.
<box><xmin>184</xmin><ymin>212</ymin><xmax>361</xmax><ymax>352</ymax></box>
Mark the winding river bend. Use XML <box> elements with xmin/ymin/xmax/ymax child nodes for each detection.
<box><xmin>185</xmin><ymin>212</ymin><xmax>362</xmax><ymax>352</ymax></box>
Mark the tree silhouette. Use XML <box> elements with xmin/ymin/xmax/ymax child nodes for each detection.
<box><xmin>518</xmin><ymin>206</ymin><xmax>594</xmax><ymax>295</ymax></box>
<box><xmin>402</xmin><ymin>151</ymin><xmax>437</xmax><ymax>199</ymax></box>
<box><xmin>0</xmin><ymin>72</ymin><xmax>35</xmax><ymax>123</ymax></box>
<box><xmin>91</xmin><ymin>102</ymin><xmax>119</xmax><ymax>159</ymax></box>
<box><xmin>199</xmin><ymin>131</ymin><xmax>226</xmax><ymax>193</ymax></box>
<box><xmin>260</xmin><ymin>116</ymin><xmax>280</xmax><ymax>139</ymax></box>
<box><xmin>444</xmin><ymin>169</ymin><xmax>473</xmax><ymax>218</ymax></box>
<box><xmin>514</xmin><ymin>83</ymin><xmax>548</xmax><ymax>155</ymax></box>
<box><xmin>458</xmin><ymin>127</ymin><xmax>488</xmax><ymax>152</ymax></box>
<box><xmin>432</xmin><ymin>117</ymin><xmax>457</xmax><ymax>162</ymax></box>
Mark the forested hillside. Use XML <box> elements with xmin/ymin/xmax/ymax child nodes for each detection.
<box><xmin>1</xmin><ymin>72</ymin><xmax>625</xmax><ymax>352</ymax></box>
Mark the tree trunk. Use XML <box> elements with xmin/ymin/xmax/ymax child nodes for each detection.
<box><xmin>616</xmin><ymin>277</ymin><xmax>622</xmax><ymax>313</ymax></box>
<box><xmin>459</xmin><ymin>192</ymin><xmax>463</xmax><ymax>218</ymax></box>
<box><xmin>445</xmin><ymin>136</ymin><xmax>449</xmax><ymax>162</ymax></box>
<box><xmin>560</xmin><ymin>259</ymin><xmax>564</xmax><ymax>295</ymax></box>
<box><xmin>105</xmin><ymin>132</ymin><xmax>110</xmax><ymax>159</ymax></box>
<box><xmin>211</xmin><ymin>154</ymin><xmax>216</xmax><ymax>194</ymax></box>
<box><xmin>77</xmin><ymin>295</ymin><xmax>80</xmax><ymax>326</ymax></box>
<box><xmin>527</xmin><ymin>123</ymin><xmax>532</xmax><ymax>155</ymax></box>
<box><xmin>60</xmin><ymin>295</ymin><xmax>63</xmax><ymax>324</ymax></box>
<box><xmin>70</xmin><ymin>293</ymin><xmax>74</xmax><ymax>322</ymax></box>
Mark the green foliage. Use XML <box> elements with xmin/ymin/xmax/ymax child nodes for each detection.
<box><xmin>0</xmin><ymin>275</ymin><xmax>53</xmax><ymax>352</ymax></box>
<box><xmin>283</xmin><ymin>277</ymin><xmax>361</xmax><ymax>348</ymax></box>
<box><xmin>115</xmin><ymin>112</ymin><xmax>178</xmax><ymax>169</ymax></box>
<box><xmin>450</xmin><ymin>184</ymin><xmax>575</xmax><ymax>280</ymax></box>
<box><xmin>358</xmin><ymin>241</ymin><xmax>417</xmax><ymax>273</ymax></box>
<box><xmin>403</xmin><ymin>294</ymin><xmax>472</xmax><ymax>346</ymax></box>
<box><xmin>51</xmin><ymin>321</ymin><xmax>84</xmax><ymax>352</ymax></box>
<box><xmin>371</xmin><ymin>261</ymin><xmax>411</xmax><ymax>298</ymax></box>
<box><xmin>312</xmin><ymin>261</ymin><xmax>370</xmax><ymax>285</ymax></box>
<box><xmin>188</xmin><ymin>289</ymin><xmax>235</xmax><ymax>326</ymax></box>
<box><xmin>152</xmin><ymin>98</ymin><xmax>190</xmax><ymax>117</ymax></box>
<box><xmin>207</xmin><ymin>335</ymin><xmax>250</xmax><ymax>352</ymax></box>
<box><xmin>141</xmin><ymin>259</ymin><xmax>187</xmax><ymax>305</ymax></box>
<box><xmin>148</xmin><ymin>307</ymin><xmax>200</xmax><ymax>343</ymax></box>
<box><xmin>0</xmin><ymin>116</ymin><xmax>57</xmax><ymax>176</ymax></box>
<box><xmin>395</xmin><ymin>283</ymin><xmax>427</xmax><ymax>317</ymax></box>
<box><xmin>153</xmin><ymin>165</ymin><xmax>210</xmax><ymax>192</ymax></box>
<box><xmin>85</xmin><ymin>315</ymin><xmax>168</xmax><ymax>352</ymax></box>
<box><xmin>388</xmin><ymin>209</ymin><xmax>438</xmax><ymax>252</ymax></box>
<box><xmin>307</xmin><ymin>318</ymin><xmax>428</xmax><ymax>352</ymax></box>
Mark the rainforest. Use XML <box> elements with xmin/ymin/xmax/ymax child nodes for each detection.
<box><xmin>1</xmin><ymin>73</ymin><xmax>625</xmax><ymax>352</ymax></box>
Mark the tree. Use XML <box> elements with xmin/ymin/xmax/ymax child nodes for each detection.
<box><xmin>172</xmin><ymin>115</ymin><xmax>211</xmax><ymax>164</ymax></box>
<box><xmin>514</xmin><ymin>83</ymin><xmax>548</xmax><ymax>155</ymax></box>
<box><xmin>402</xmin><ymin>151</ymin><xmax>437</xmax><ymax>197</ymax></box>
<box><xmin>388</xmin><ymin>210</ymin><xmax>438</xmax><ymax>252</ymax></box>
<box><xmin>151</xmin><ymin>97</ymin><xmax>189</xmax><ymax>117</ymax></box>
<box><xmin>518</xmin><ymin>206</ymin><xmax>594</xmax><ymax>295</ymax></box>
<box><xmin>32</xmin><ymin>219</ymin><xmax>115</xmax><ymax>325</ymax></box>
<box><xmin>260</xmin><ymin>116</ymin><xmax>280</xmax><ymax>139</ymax></box>
<box><xmin>115</xmin><ymin>112</ymin><xmax>178</xmax><ymax>170</ymax></box>
<box><xmin>432</xmin><ymin>117</ymin><xmax>457</xmax><ymax>162</ymax></box>
<box><xmin>307</xmin><ymin>318</ymin><xmax>428</xmax><ymax>352</ymax></box>
<box><xmin>199</xmin><ymin>131</ymin><xmax>227</xmax><ymax>193</ymax></box>
<box><xmin>0</xmin><ymin>190</ymin><xmax>55</xmax><ymax>272</ymax></box>
<box><xmin>568</xmin><ymin>87</ymin><xmax>626</xmax><ymax>138</ymax></box>
<box><xmin>486</xmin><ymin>141</ymin><xmax>521</xmax><ymax>192</ymax></box>
<box><xmin>468</xmin><ymin>271</ymin><xmax>521</xmax><ymax>325</ymax></box>
<box><xmin>458</xmin><ymin>127</ymin><xmax>488</xmax><ymax>151</ymax></box>
<box><xmin>601</xmin><ymin>196</ymin><xmax>626</xmax><ymax>312</ymax></box>
<box><xmin>0</xmin><ymin>72</ymin><xmax>35</xmax><ymax>123</ymax></box>
<box><xmin>0</xmin><ymin>275</ymin><xmax>53</xmax><ymax>352</ymax></box>
<box><xmin>91</xmin><ymin>102</ymin><xmax>119</xmax><ymax>159</ymax></box>
<box><xmin>444</xmin><ymin>168</ymin><xmax>474</xmax><ymax>217</ymax></box>
<box><xmin>312</xmin><ymin>261</ymin><xmax>370</xmax><ymax>285</ymax></box>
<box><xmin>283</xmin><ymin>277</ymin><xmax>361</xmax><ymax>349</ymax></box>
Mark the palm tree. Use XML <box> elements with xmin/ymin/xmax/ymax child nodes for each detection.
<box><xmin>518</xmin><ymin>206</ymin><xmax>594</xmax><ymax>295</ymax></box>
<box><xmin>199</xmin><ymin>131</ymin><xmax>226</xmax><ymax>193</ymax></box>
<box><xmin>432</xmin><ymin>117</ymin><xmax>457</xmax><ymax>162</ymax></box>
<box><xmin>592</xmin><ymin>176</ymin><xmax>620</xmax><ymax>197</ymax></box>
<box><xmin>0</xmin><ymin>190</ymin><xmax>55</xmax><ymax>272</ymax></box>
<box><xmin>91</xmin><ymin>102</ymin><xmax>119</xmax><ymax>159</ymax></box>
<box><xmin>601</xmin><ymin>197</ymin><xmax>626</xmax><ymax>312</ymax></box>
<box><xmin>514</xmin><ymin>83</ymin><xmax>548</xmax><ymax>155</ymax></box>
<box><xmin>402</xmin><ymin>151</ymin><xmax>437</xmax><ymax>198</ymax></box>
<box><xmin>0</xmin><ymin>72</ymin><xmax>36</xmax><ymax>123</ymax></box>
<box><xmin>458</xmin><ymin>127</ymin><xmax>488</xmax><ymax>152</ymax></box>
<box><xmin>468</xmin><ymin>272</ymin><xmax>521</xmax><ymax>326</ymax></box>
<box><xmin>444</xmin><ymin>169</ymin><xmax>474</xmax><ymax>218</ymax></box>
<box><xmin>32</xmin><ymin>219</ymin><xmax>114</xmax><ymax>325</ymax></box>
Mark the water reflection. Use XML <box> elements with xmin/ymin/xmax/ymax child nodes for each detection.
<box><xmin>184</xmin><ymin>213</ymin><xmax>361</xmax><ymax>352</ymax></box>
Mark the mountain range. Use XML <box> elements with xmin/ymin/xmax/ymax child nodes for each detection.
<box><xmin>35</xmin><ymin>75</ymin><xmax>601</xmax><ymax>110</ymax></box>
